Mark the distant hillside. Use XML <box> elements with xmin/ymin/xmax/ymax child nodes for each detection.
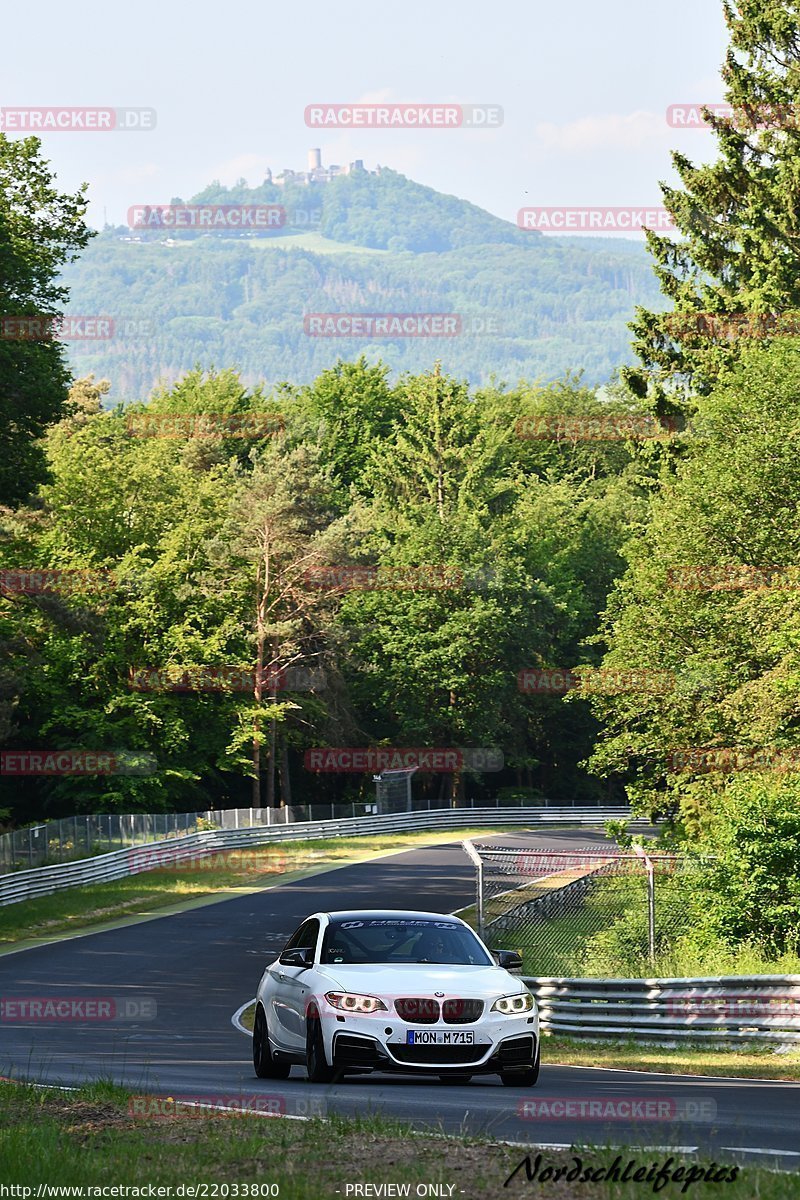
<box><xmin>62</xmin><ymin>168</ymin><xmax>664</xmax><ymax>399</ymax></box>
<box><xmin>186</xmin><ymin>167</ymin><xmax>536</xmax><ymax>252</ymax></box>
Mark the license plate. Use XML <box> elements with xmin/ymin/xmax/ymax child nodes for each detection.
<box><xmin>406</xmin><ymin>1029</ymin><xmax>475</xmax><ymax>1045</ymax></box>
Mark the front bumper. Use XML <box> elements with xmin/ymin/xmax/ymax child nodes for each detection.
<box><xmin>324</xmin><ymin>1011</ymin><xmax>538</xmax><ymax>1074</ymax></box>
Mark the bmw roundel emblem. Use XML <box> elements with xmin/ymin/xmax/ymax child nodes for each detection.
<box><xmin>434</xmin><ymin>991</ymin><xmax>445</xmax><ymax>997</ymax></box>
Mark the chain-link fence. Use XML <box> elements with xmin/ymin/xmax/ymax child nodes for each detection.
<box><xmin>0</xmin><ymin>793</ymin><xmax>554</xmax><ymax>873</ymax></box>
<box><xmin>464</xmin><ymin>843</ymin><xmax>704</xmax><ymax>978</ymax></box>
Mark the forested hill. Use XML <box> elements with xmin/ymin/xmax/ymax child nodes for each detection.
<box><xmin>190</xmin><ymin>166</ymin><xmax>535</xmax><ymax>251</ymax></box>
<box><xmin>62</xmin><ymin>167</ymin><xmax>664</xmax><ymax>400</ymax></box>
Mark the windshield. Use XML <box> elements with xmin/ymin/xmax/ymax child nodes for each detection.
<box><xmin>320</xmin><ymin>917</ymin><xmax>493</xmax><ymax>966</ymax></box>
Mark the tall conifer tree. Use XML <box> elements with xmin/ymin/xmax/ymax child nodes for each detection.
<box><xmin>626</xmin><ymin>2</ymin><xmax>800</xmax><ymax>408</ymax></box>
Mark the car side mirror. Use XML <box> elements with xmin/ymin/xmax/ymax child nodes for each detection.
<box><xmin>279</xmin><ymin>947</ymin><xmax>314</xmax><ymax>968</ymax></box>
<box><xmin>493</xmin><ymin>949</ymin><xmax>523</xmax><ymax>971</ymax></box>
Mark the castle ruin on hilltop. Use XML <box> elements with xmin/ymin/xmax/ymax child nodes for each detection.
<box><xmin>266</xmin><ymin>149</ymin><xmax>379</xmax><ymax>187</ymax></box>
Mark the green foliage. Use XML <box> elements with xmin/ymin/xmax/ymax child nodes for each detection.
<box><xmin>604</xmin><ymin>818</ymin><xmax>634</xmax><ymax>849</ymax></box>
<box><xmin>628</xmin><ymin>2</ymin><xmax>800</xmax><ymax>403</ymax></box>
<box><xmin>0</xmin><ymin>135</ymin><xmax>93</xmax><ymax>504</ymax></box>
<box><xmin>588</xmin><ymin>341</ymin><xmax>800</xmax><ymax>815</ymax></box>
<box><xmin>1</xmin><ymin>363</ymin><xmax>653</xmax><ymax>821</ymax></box>
<box><xmin>701</xmin><ymin>774</ymin><xmax>800</xmax><ymax>955</ymax></box>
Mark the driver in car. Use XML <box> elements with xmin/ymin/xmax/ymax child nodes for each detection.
<box><xmin>414</xmin><ymin>929</ymin><xmax>448</xmax><ymax>962</ymax></box>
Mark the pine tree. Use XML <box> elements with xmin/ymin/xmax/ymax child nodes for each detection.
<box><xmin>626</xmin><ymin>1</ymin><xmax>800</xmax><ymax>409</ymax></box>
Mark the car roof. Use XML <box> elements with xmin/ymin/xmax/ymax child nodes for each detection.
<box><xmin>319</xmin><ymin>909</ymin><xmax>467</xmax><ymax>923</ymax></box>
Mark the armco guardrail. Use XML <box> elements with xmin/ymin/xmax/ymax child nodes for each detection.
<box><xmin>0</xmin><ymin>806</ymin><xmax>642</xmax><ymax>907</ymax></box>
<box><xmin>524</xmin><ymin>975</ymin><xmax>800</xmax><ymax>1043</ymax></box>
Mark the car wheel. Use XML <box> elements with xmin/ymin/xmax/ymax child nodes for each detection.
<box><xmin>253</xmin><ymin>1004</ymin><xmax>290</xmax><ymax>1080</ymax></box>
<box><xmin>500</xmin><ymin>1043</ymin><xmax>540</xmax><ymax>1088</ymax></box>
<box><xmin>438</xmin><ymin>1074</ymin><xmax>472</xmax><ymax>1084</ymax></box>
<box><xmin>305</xmin><ymin>1012</ymin><xmax>335</xmax><ymax>1083</ymax></box>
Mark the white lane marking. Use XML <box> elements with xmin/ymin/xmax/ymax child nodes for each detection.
<box><xmin>721</xmin><ymin>1147</ymin><xmax>800</xmax><ymax>1158</ymax></box>
<box><xmin>172</xmin><ymin>1099</ymin><xmax>308</xmax><ymax>1122</ymax></box>
<box><xmin>499</xmin><ymin>1141</ymin><xmax>573</xmax><ymax>1150</ymax></box>
<box><xmin>1</xmin><ymin>1079</ymin><xmax>79</xmax><ymax>1091</ymax></box>
<box><xmin>626</xmin><ymin>1146</ymin><xmax>699</xmax><ymax>1153</ymax></box>
<box><xmin>232</xmin><ymin>998</ymin><xmax>256</xmax><ymax>1037</ymax></box>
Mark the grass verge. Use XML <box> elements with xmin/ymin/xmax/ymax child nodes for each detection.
<box><xmin>544</xmin><ymin>1034</ymin><xmax>800</xmax><ymax>1082</ymax></box>
<box><xmin>1</xmin><ymin>828</ymin><xmax>512</xmax><ymax>949</ymax></box>
<box><xmin>0</xmin><ymin>1080</ymin><xmax>796</xmax><ymax>1198</ymax></box>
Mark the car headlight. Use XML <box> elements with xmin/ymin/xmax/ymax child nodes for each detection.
<box><xmin>491</xmin><ymin>992</ymin><xmax>535</xmax><ymax>1014</ymax></box>
<box><xmin>325</xmin><ymin>991</ymin><xmax>387</xmax><ymax>1014</ymax></box>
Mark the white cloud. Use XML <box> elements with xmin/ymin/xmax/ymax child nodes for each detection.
<box><xmin>207</xmin><ymin>153</ymin><xmax>267</xmax><ymax>186</ymax></box>
<box><xmin>534</xmin><ymin>110</ymin><xmax>685</xmax><ymax>153</ymax></box>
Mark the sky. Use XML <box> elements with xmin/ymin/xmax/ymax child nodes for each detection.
<box><xmin>2</xmin><ymin>0</ymin><xmax>729</xmax><ymax>232</ymax></box>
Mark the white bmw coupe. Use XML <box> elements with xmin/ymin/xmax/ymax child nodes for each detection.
<box><xmin>253</xmin><ymin>909</ymin><xmax>539</xmax><ymax>1086</ymax></box>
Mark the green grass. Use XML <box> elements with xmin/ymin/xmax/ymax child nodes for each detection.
<box><xmin>1</xmin><ymin>1080</ymin><xmax>797</xmax><ymax>1198</ymax></box>
<box><xmin>0</xmin><ymin>828</ymin><xmax>511</xmax><ymax>948</ymax></box>
<box><xmin>545</xmin><ymin>1034</ymin><xmax>800</xmax><ymax>1082</ymax></box>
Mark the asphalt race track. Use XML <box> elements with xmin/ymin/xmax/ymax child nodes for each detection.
<box><xmin>1</xmin><ymin>831</ymin><xmax>798</xmax><ymax>1170</ymax></box>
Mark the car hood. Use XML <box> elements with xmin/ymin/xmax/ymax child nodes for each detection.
<box><xmin>314</xmin><ymin>962</ymin><xmax>529</xmax><ymax>1001</ymax></box>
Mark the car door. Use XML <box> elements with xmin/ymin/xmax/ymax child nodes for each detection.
<box><xmin>267</xmin><ymin>918</ymin><xmax>321</xmax><ymax>1052</ymax></box>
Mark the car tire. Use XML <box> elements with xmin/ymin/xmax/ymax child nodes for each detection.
<box><xmin>253</xmin><ymin>1004</ymin><xmax>291</xmax><ymax>1080</ymax></box>
<box><xmin>500</xmin><ymin>1043</ymin><xmax>540</xmax><ymax>1088</ymax></box>
<box><xmin>438</xmin><ymin>1074</ymin><xmax>472</xmax><ymax>1084</ymax></box>
<box><xmin>306</xmin><ymin>1013</ymin><xmax>335</xmax><ymax>1083</ymax></box>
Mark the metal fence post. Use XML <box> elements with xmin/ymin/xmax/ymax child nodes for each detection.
<box><xmin>634</xmin><ymin>845</ymin><xmax>656</xmax><ymax>966</ymax></box>
<box><xmin>647</xmin><ymin>858</ymin><xmax>656</xmax><ymax>966</ymax></box>
<box><xmin>461</xmin><ymin>839</ymin><xmax>485</xmax><ymax>942</ymax></box>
